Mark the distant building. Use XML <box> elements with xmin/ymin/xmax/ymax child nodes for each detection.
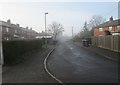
<box><xmin>36</xmin><ymin>31</ymin><xmax>52</xmax><ymax>39</ymax></box>
<box><xmin>93</xmin><ymin>17</ymin><xmax>120</xmax><ymax>36</ymax></box>
<box><xmin>0</xmin><ymin>19</ymin><xmax>38</xmax><ymax>40</ymax></box>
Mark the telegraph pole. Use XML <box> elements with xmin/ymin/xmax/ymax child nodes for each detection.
<box><xmin>72</xmin><ymin>26</ymin><xmax>73</xmax><ymax>38</ymax></box>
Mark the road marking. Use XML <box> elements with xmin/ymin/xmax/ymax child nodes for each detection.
<box><xmin>44</xmin><ymin>48</ymin><xmax>65</xmax><ymax>85</ymax></box>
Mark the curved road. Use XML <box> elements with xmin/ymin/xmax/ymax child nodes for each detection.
<box><xmin>47</xmin><ymin>40</ymin><xmax>118</xmax><ymax>83</ymax></box>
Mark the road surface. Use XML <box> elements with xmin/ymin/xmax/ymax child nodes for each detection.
<box><xmin>47</xmin><ymin>40</ymin><xmax>118</xmax><ymax>83</ymax></box>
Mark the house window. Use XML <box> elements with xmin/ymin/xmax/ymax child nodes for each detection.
<box><xmin>99</xmin><ymin>35</ymin><xmax>103</xmax><ymax>36</ymax></box>
<box><xmin>109</xmin><ymin>26</ymin><xmax>112</xmax><ymax>31</ymax></box>
<box><xmin>5</xmin><ymin>37</ymin><xmax>9</xmax><ymax>40</ymax></box>
<box><xmin>6</xmin><ymin>27</ymin><xmax>9</xmax><ymax>32</ymax></box>
<box><xmin>117</xmin><ymin>26</ymin><xmax>120</xmax><ymax>31</ymax></box>
<box><xmin>99</xmin><ymin>28</ymin><xmax>103</xmax><ymax>31</ymax></box>
<box><xmin>15</xmin><ymin>30</ymin><xmax>17</xmax><ymax>33</ymax></box>
<box><xmin>0</xmin><ymin>27</ymin><xmax>2</xmax><ymax>31</ymax></box>
<box><xmin>6</xmin><ymin>37</ymin><xmax>9</xmax><ymax>40</ymax></box>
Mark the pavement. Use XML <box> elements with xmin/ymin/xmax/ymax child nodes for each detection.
<box><xmin>74</xmin><ymin>42</ymin><xmax>119</xmax><ymax>62</ymax></box>
<box><xmin>47</xmin><ymin>40</ymin><xmax>118</xmax><ymax>83</ymax></box>
<box><xmin>2</xmin><ymin>45</ymin><xmax>58</xmax><ymax>83</ymax></box>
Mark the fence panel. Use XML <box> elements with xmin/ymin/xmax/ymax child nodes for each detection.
<box><xmin>92</xmin><ymin>35</ymin><xmax>120</xmax><ymax>52</ymax></box>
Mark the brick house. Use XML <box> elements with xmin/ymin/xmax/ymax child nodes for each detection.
<box><xmin>0</xmin><ymin>19</ymin><xmax>38</xmax><ymax>40</ymax></box>
<box><xmin>93</xmin><ymin>17</ymin><xmax>120</xmax><ymax>36</ymax></box>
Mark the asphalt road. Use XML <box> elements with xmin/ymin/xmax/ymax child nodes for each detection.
<box><xmin>47</xmin><ymin>40</ymin><xmax>118</xmax><ymax>83</ymax></box>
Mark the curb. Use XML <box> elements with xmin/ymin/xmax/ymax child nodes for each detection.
<box><xmin>44</xmin><ymin>48</ymin><xmax>65</xmax><ymax>85</ymax></box>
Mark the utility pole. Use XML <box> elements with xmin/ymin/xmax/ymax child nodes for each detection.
<box><xmin>72</xmin><ymin>26</ymin><xmax>73</xmax><ymax>38</ymax></box>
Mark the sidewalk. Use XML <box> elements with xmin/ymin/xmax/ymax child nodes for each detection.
<box><xmin>74</xmin><ymin>42</ymin><xmax>119</xmax><ymax>62</ymax></box>
<box><xmin>0</xmin><ymin>65</ymin><xmax>2</xmax><ymax>85</ymax></box>
<box><xmin>2</xmin><ymin>45</ymin><xmax>58</xmax><ymax>83</ymax></box>
<box><xmin>2</xmin><ymin>45</ymin><xmax>53</xmax><ymax>73</ymax></box>
<box><xmin>0</xmin><ymin>65</ymin><xmax>1</xmax><ymax>74</ymax></box>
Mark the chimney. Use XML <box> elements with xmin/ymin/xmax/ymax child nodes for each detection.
<box><xmin>109</xmin><ymin>16</ymin><xmax>113</xmax><ymax>22</ymax></box>
<box><xmin>26</xmin><ymin>26</ymin><xmax>28</xmax><ymax>29</ymax></box>
<box><xmin>16</xmin><ymin>24</ymin><xmax>20</xmax><ymax>27</ymax></box>
<box><xmin>30</xmin><ymin>27</ymin><xmax>32</xmax><ymax>30</ymax></box>
<box><xmin>7</xmin><ymin>19</ymin><xmax>11</xmax><ymax>23</ymax></box>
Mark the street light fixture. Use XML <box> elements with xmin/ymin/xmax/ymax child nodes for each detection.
<box><xmin>45</xmin><ymin>12</ymin><xmax>48</xmax><ymax>48</ymax></box>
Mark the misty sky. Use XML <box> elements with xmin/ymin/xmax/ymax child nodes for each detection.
<box><xmin>0</xmin><ymin>1</ymin><xmax>119</xmax><ymax>36</ymax></box>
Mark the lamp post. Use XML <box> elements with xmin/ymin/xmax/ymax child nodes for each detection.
<box><xmin>0</xmin><ymin>24</ymin><xmax>3</xmax><ymax>65</ymax></box>
<box><xmin>72</xmin><ymin>26</ymin><xmax>73</xmax><ymax>39</ymax></box>
<box><xmin>45</xmin><ymin>12</ymin><xmax>48</xmax><ymax>48</ymax></box>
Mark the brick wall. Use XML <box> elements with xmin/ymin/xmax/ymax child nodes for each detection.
<box><xmin>94</xmin><ymin>26</ymin><xmax>118</xmax><ymax>36</ymax></box>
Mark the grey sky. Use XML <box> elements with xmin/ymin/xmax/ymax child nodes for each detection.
<box><xmin>0</xmin><ymin>1</ymin><xmax>119</xmax><ymax>36</ymax></box>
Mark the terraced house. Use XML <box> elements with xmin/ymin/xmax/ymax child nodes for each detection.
<box><xmin>0</xmin><ymin>19</ymin><xmax>38</xmax><ymax>40</ymax></box>
<box><xmin>93</xmin><ymin>17</ymin><xmax>120</xmax><ymax>36</ymax></box>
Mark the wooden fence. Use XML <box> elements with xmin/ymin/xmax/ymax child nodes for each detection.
<box><xmin>92</xmin><ymin>35</ymin><xmax>120</xmax><ymax>52</ymax></box>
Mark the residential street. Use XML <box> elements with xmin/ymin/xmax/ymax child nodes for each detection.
<box><xmin>47</xmin><ymin>40</ymin><xmax>118</xmax><ymax>83</ymax></box>
<box><xmin>0</xmin><ymin>1</ymin><xmax>119</xmax><ymax>85</ymax></box>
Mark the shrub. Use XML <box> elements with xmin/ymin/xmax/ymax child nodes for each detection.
<box><xmin>2</xmin><ymin>39</ymin><xmax>45</xmax><ymax>65</ymax></box>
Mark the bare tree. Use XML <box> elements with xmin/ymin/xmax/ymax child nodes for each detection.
<box><xmin>86</xmin><ymin>15</ymin><xmax>106</xmax><ymax>37</ymax></box>
<box><xmin>88</xmin><ymin>15</ymin><xmax>106</xmax><ymax>30</ymax></box>
<box><xmin>48</xmin><ymin>22</ymin><xmax>64</xmax><ymax>40</ymax></box>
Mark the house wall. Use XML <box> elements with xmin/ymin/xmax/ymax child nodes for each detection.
<box><xmin>1</xmin><ymin>21</ymin><xmax>38</xmax><ymax>40</ymax></box>
<box><xmin>94</xmin><ymin>26</ymin><xmax>118</xmax><ymax>36</ymax></box>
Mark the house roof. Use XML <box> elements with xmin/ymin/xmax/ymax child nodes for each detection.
<box><xmin>0</xmin><ymin>20</ymin><xmax>19</xmax><ymax>28</ymax></box>
<box><xmin>38</xmin><ymin>32</ymin><xmax>52</xmax><ymax>36</ymax></box>
<box><xmin>0</xmin><ymin>20</ymin><xmax>38</xmax><ymax>33</ymax></box>
<box><xmin>93</xmin><ymin>19</ymin><xmax>120</xmax><ymax>28</ymax></box>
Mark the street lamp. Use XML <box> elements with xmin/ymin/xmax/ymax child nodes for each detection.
<box><xmin>45</xmin><ymin>12</ymin><xmax>48</xmax><ymax>32</ymax></box>
<box><xmin>0</xmin><ymin>23</ymin><xmax>3</xmax><ymax>65</ymax></box>
<box><xmin>45</xmin><ymin>12</ymin><xmax>48</xmax><ymax>48</ymax></box>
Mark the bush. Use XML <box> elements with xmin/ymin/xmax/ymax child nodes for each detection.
<box><xmin>2</xmin><ymin>39</ymin><xmax>45</xmax><ymax>65</ymax></box>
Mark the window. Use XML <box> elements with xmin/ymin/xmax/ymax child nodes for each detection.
<box><xmin>6</xmin><ymin>37</ymin><xmax>9</xmax><ymax>40</ymax></box>
<box><xmin>99</xmin><ymin>28</ymin><xmax>103</xmax><ymax>31</ymax></box>
<box><xmin>99</xmin><ymin>35</ymin><xmax>103</xmax><ymax>36</ymax></box>
<box><xmin>117</xmin><ymin>26</ymin><xmax>120</xmax><ymax>31</ymax></box>
<box><xmin>15</xmin><ymin>30</ymin><xmax>17</xmax><ymax>33</ymax></box>
<box><xmin>0</xmin><ymin>27</ymin><xmax>2</xmax><ymax>31</ymax></box>
<box><xmin>6</xmin><ymin>27</ymin><xmax>9</xmax><ymax>32</ymax></box>
<box><xmin>109</xmin><ymin>26</ymin><xmax>112</xmax><ymax>31</ymax></box>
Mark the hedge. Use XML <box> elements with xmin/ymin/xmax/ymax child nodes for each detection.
<box><xmin>2</xmin><ymin>39</ymin><xmax>45</xmax><ymax>65</ymax></box>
